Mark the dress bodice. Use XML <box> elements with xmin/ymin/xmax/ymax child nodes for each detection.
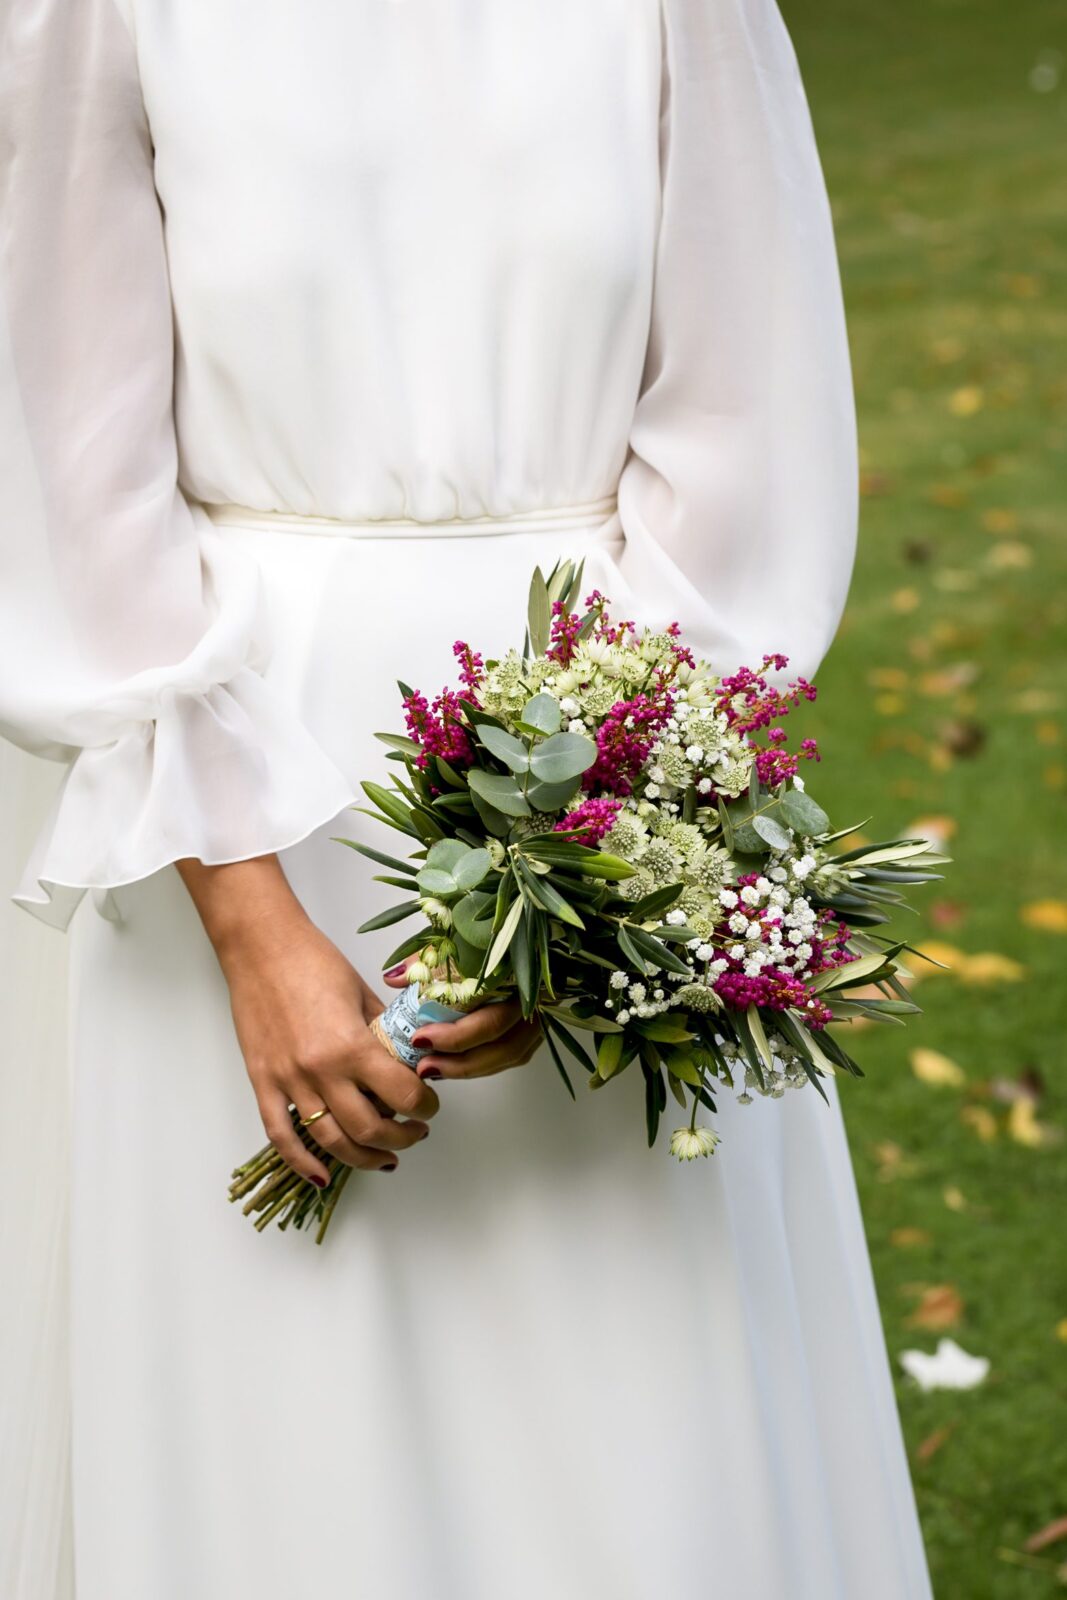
<box><xmin>137</xmin><ymin>1</ymin><xmax>662</xmax><ymax>523</ymax></box>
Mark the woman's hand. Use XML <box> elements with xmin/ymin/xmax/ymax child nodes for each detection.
<box><xmin>177</xmin><ymin>855</ymin><xmax>440</xmax><ymax>1187</ymax></box>
<box><xmin>383</xmin><ymin>960</ymin><xmax>542</xmax><ymax>1082</ymax></box>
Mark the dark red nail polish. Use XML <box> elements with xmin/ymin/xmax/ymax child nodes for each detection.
<box><xmin>418</xmin><ymin>1066</ymin><xmax>443</xmax><ymax>1081</ymax></box>
<box><xmin>415</xmin><ymin>1126</ymin><xmax>430</xmax><ymax>1140</ymax></box>
<box><xmin>385</xmin><ymin>963</ymin><xmax>406</xmax><ymax>978</ymax></box>
<box><xmin>309</xmin><ymin>1174</ymin><xmax>328</xmax><ymax>1189</ymax></box>
<box><xmin>411</xmin><ymin>1032</ymin><xmax>432</xmax><ymax>1049</ymax></box>
<box><xmin>382</xmin><ymin>1161</ymin><xmax>398</xmax><ymax>1173</ymax></box>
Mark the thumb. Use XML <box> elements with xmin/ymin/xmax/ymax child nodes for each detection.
<box><xmin>382</xmin><ymin>955</ymin><xmax>417</xmax><ymax>990</ymax></box>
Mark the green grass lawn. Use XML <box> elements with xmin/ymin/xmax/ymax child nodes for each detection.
<box><xmin>779</xmin><ymin>1</ymin><xmax>1067</xmax><ymax>1593</ymax></box>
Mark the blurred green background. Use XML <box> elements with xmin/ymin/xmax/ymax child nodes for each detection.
<box><xmin>780</xmin><ymin>0</ymin><xmax>1067</xmax><ymax>1593</ymax></box>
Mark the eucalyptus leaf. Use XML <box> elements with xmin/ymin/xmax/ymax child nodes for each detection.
<box><xmin>778</xmin><ymin>788</ymin><xmax>830</xmax><ymax>837</ymax></box>
<box><xmin>526</xmin><ymin>776</ymin><xmax>581</xmax><ymax>813</ymax></box>
<box><xmin>477</xmin><ymin>725</ymin><xmax>530</xmax><ymax>773</ymax></box>
<box><xmin>415</xmin><ymin>867</ymin><xmax>457</xmax><ymax>896</ymax></box>
<box><xmin>468</xmin><ymin>768</ymin><xmax>531</xmax><ymax>817</ymax></box>
<box><xmin>521</xmin><ymin>693</ymin><xmax>562</xmax><ymax>735</ymax></box>
<box><xmin>753</xmin><ymin>813</ymin><xmax>793</xmax><ymax>851</ymax></box>
<box><xmin>453</xmin><ymin>848</ymin><xmax>493</xmax><ymax>891</ymax></box>
<box><xmin>529</xmin><ymin>731</ymin><xmax>596</xmax><ymax>784</ymax></box>
<box><xmin>425</xmin><ymin>839</ymin><xmax>469</xmax><ymax>873</ymax></box>
<box><xmin>452</xmin><ymin>889</ymin><xmax>498</xmax><ymax>948</ymax></box>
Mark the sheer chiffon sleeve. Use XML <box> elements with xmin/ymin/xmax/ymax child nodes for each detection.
<box><xmin>0</xmin><ymin>0</ymin><xmax>355</xmax><ymax>929</ymax></box>
<box><xmin>616</xmin><ymin>0</ymin><xmax>858</xmax><ymax>684</ymax></box>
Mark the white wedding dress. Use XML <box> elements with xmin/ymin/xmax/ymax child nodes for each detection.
<box><xmin>0</xmin><ymin>1</ymin><xmax>934</xmax><ymax>1595</ymax></box>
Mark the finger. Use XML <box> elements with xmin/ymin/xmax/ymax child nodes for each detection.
<box><xmin>357</xmin><ymin>1042</ymin><xmax>442</xmax><ymax>1121</ymax></box>
<box><xmin>324</xmin><ymin>1078</ymin><xmax>431</xmax><ymax>1153</ymax></box>
<box><xmin>417</xmin><ymin>1019</ymin><xmax>542</xmax><ymax>1081</ymax></box>
<box><xmin>260</xmin><ymin>1088</ymin><xmax>331</xmax><ymax>1186</ymax></box>
<box><xmin>411</xmin><ymin>998</ymin><xmax>522</xmax><ymax>1056</ymax></box>
<box><xmin>303</xmin><ymin>1108</ymin><xmax>400</xmax><ymax>1172</ymax></box>
<box><xmin>382</xmin><ymin>956</ymin><xmax>416</xmax><ymax>991</ymax></box>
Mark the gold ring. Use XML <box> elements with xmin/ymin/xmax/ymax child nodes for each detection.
<box><xmin>300</xmin><ymin>1108</ymin><xmax>328</xmax><ymax>1129</ymax></box>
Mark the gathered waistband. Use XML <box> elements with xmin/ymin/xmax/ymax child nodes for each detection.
<box><xmin>201</xmin><ymin>495</ymin><xmax>619</xmax><ymax>540</ymax></box>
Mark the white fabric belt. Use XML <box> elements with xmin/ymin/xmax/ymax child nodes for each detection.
<box><xmin>202</xmin><ymin>496</ymin><xmax>619</xmax><ymax>540</ymax></box>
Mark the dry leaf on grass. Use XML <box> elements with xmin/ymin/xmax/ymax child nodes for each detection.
<box><xmin>905</xmin><ymin>1284</ymin><xmax>965</xmax><ymax>1330</ymax></box>
<box><xmin>1024</xmin><ymin>1518</ymin><xmax>1067</xmax><ymax>1555</ymax></box>
<box><xmin>1008</xmin><ymin>1099</ymin><xmax>1063</xmax><ymax>1149</ymax></box>
<box><xmin>915</xmin><ymin>1423</ymin><xmax>956</xmax><ymax>1463</ymax></box>
<box><xmin>890</xmin><ymin>1227</ymin><xmax>933</xmax><ymax>1248</ymax></box>
<box><xmin>960</xmin><ymin>1105</ymin><xmax>999</xmax><ymax>1142</ymax></box>
<box><xmin>911</xmin><ymin>1047</ymin><xmax>967</xmax><ymax>1087</ymax></box>
<box><xmin>1020</xmin><ymin>900</ymin><xmax>1067</xmax><ymax>934</ymax></box>
<box><xmin>943</xmin><ymin>1185</ymin><xmax>968</xmax><ymax>1212</ymax></box>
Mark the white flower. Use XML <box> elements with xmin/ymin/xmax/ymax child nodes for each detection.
<box><xmin>649</xmin><ymin>765</ymin><xmax>666</xmax><ymax>784</ymax></box>
<box><xmin>610</xmin><ymin>971</ymin><xmax>629</xmax><ymax>990</ymax></box>
<box><xmin>739</xmin><ymin>885</ymin><xmax>761</xmax><ymax>907</ymax></box>
<box><xmin>729</xmin><ymin>944</ymin><xmax>746</xmax><ymax>962</ymax></box>
<box><xmin>898</xmin><ymin>1339</ymin><xmax>990</xmax><ymax>1392</ymax></box>
<box><xmin>695</xmin><ymin>943</ymin><xmax>715</xmax><ymax>962</ymax></box>
<box><xmin>719</xmin><ymin>889</ymin><xmax>739</xmax><ymax>909</ymax></box>
<box><xmin>616</xmin><ymin>1009</ymin><xmax>631</xmax><ymax>1025</ymax></box>
<box><xmin>629</xmin><ymin>982</ymin><xmax>647</xmax><ymax>1004</ymax></box>
<box><xmin>560</xmin><ymin>697</ymin><xmax>580</xmax><ymax>717</ymax></box>
<box><xmin>728</xmin><ymin>911</ymin><xmax>748</xmax><ymax>935</ymax></box>
<box><xmin>669</xmin><ymin>1126</ymin><xmax>721</xmax><ymax>1160</ymax></box>
<box><xmin>769</xmin><ymin>866</ymin><xmax>788</xmax><ymax>883</ymax></box>
<box><xmin>665</xmin><ymin>909</ymin><xmax>687</xmax><ymax>925</ymax></box>
<box><xmin>795</xmin><ymin>942</ymin><xmax>813</xmax><ymax>963</ymax></box>
<box><xmin>793</xmin><ymin>775</ymin><xmax>806</xmax><ymax>792</ymax></box>
<box><xmin>745</xmin><ymin>923</ymin><xmax>762</xmax><ymax>941</ymax></box>
<box><xmin>685</xmin><ymin>744</ymin><xmax>704</xmax><ymax>763</ymax></box>
<box><xmin>697</xmin><ymin>778</ymin><xmax>713</xmax><ymax>795</ymax></box>
<box><xmin>645</xmin><ymin>782</ymin><xmax>661</xmax><ymax>799</ymax></box>
<box><xmin>755</xmin><ymin>876</ymin><xmax>772</xmax><ymax>894</ymax></box>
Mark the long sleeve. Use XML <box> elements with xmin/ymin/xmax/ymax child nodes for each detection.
<box><xmin>616</xmin><ymin>0</ymin><xmax>858</xmax><ymax>684</ymax></box>
<box><xmin>0</xmin><ymin>0</ymin><xmax>355</xmax><ymax>929</ymax></box>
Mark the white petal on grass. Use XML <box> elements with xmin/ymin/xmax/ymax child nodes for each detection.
<box><xmin>898</xmin><ymin>1338</ymin><xmax>990</xmax><ymax>1392</ymax></box>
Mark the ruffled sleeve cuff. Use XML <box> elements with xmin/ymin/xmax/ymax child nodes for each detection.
<box><xmin>13</xmin><ymin>665</ymin><xmax>357</xmax><ymax>931</ymax></box>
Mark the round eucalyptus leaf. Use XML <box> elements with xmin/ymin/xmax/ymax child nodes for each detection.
<box><xmin>521</xmin><ymin>693</ymin><xmax>562</xmax><ymax>735</ymax></box>
<box><xmin>753</xmin><ymin>813</ymin><xmax>793</xmax><ymax>851</ymax></box>
<box><xmin>453</xmin><ymin>847</ymin><xmax>493</xmax><ymax>891</ymax></box>
<box><xmin>415</xmin><ymin>867</ymin><xmax>457</xmax><ymax>896</ymax></box>
<box><xmin>476</xmin><ymin>725</ymin><xmax>530</xmax><ymax>773</ymax></box>
<box><xmin>779</xmin><ymin>788</ymin><xmax>830</xmax><ymax>837</ymax></box>
<box><xmin>468</xmin><ymin>768</ymin><xmax>531</xmax><ymax>817</ymax></box>
<box><xmin>527</xmin><ymin>775</ymin><xmax>581</xmax><ymax>813</ymax></box>
<box><xmin>529</xmin><ymin>731</ymin><xmax>596</xmax><ymax>784</ymax></box>
<box><xmin>425</xmin><ymin>838</ymin><xmax>470</xmax><ymax>872</ymax></box>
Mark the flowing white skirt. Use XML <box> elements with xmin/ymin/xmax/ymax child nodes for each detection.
<box><xmin>16</xmin><ymin>513</ymin><xmax>934</xmax><ymax>1598</ymax></box>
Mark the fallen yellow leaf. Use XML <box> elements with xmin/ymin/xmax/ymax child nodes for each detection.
<box><xmin>949</xmin><ymin>385</ymin><xmax>984</xmax><ymax>416</ymax></box>
<box><xmin>912</xmin><ymin>940</ymin><xmax>966</xmax><ymax>976</ymax></box>
<box><xmin>987</xmin><ymin>540</ymin><xmax>1032</xmax><ymax>570</ymax></box>
<box><xmin>912</xmin><ymin>1048</ymin><xmax>967</xmax><ymax>1088</ymax></box>
<box><xmin>981</xmin><ymin>507</ymin><xmax>1020</xmax><ymax>535</ymax></box>
<box><xmin>1055</xmin><ymin>1318</ymin><xmax>1067</xmax><ymax>1343</ymax></box>
<box><xmin>961</xmin><ymin>952</ymin><xmax>1026</xmax><ymax>984</ymax></box>
<box><xmin>1020</xmin><ymin>900</ymin><xmax>1067</xmax><ymax>935</ymax></box>
<box><xmin>943</xmin><ymin>1185</ymin><xmax>968</xmax><ymax>1212</ymax></box>
<box><xmin>960</xmin><ymin>1104</ymin><xmax>999</xmax><ymax>1142</ymax></box>
<box><xmin>875</xmin><ymin>693</ymin><xmax>907</xmax><ymax>716</ymax></box>
<box><xmin>891</xmin><ymin>587</ymin><xmax>921</xmax><ymax>614</ymax></box>
<box><xmin>1008</xmin><ymin>1099</ymin><xmax>1063</xmax><ymax>1150</ymax></box>
<box><xmin>891</xmin><ymin>1227</ymin><xmax>933</xmax><ymax>1249</ymax></box>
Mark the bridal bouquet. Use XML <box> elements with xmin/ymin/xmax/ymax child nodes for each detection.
<box><xmin>230</xmin><ymin>560</ymin><xmax>949</xmax><ymax>1240</ymax></box>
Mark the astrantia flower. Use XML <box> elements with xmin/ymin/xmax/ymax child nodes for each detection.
<box><xmin>669</xmin><ymin>1127</ymin><xmax>721</xmax><ymax>1160</ymax></box>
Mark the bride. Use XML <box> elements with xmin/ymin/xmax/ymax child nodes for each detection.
<box><xmin>0</xmin><ymin>0</ymin><xmax>934</xmax><ymax>1595</ymax></box>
